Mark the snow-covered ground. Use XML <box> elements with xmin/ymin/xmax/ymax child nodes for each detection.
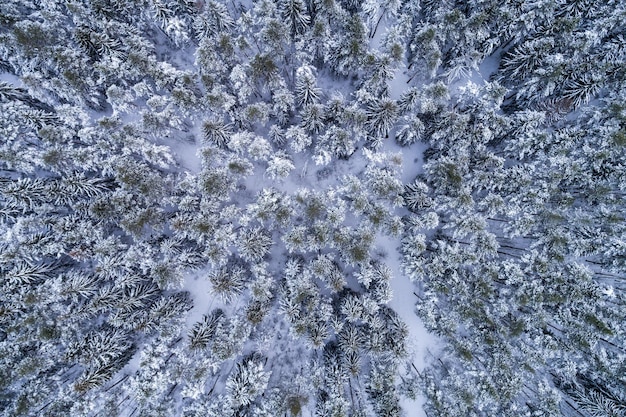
<box><xmin>167</xmin><ymin>22</ymin><xmax>442</xmax><ymax>416</ymax></box>
<box><xmin>0</xmin><ymin>72</ymin><xmax>23</xmax><ymax>86</ymax></box>
<box><xmin>169</xmin><ymin>138</ymin><xmax>203</xmax><ymax>174</ymax></box>
<box><xmin>381</xmin><ymin>135</ymin><xmax>437</xmax><ymax>417</ymax></box>
<box><xmin>379</xmin><ymin>233</ymin><xmax>434</xmax><ymax>417</ymax></box>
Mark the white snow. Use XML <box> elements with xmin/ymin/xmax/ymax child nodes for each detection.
<box><xmin>388</xmin><ymin>64</ymin><xmax>411</xmax><ymax>101</ymax></box>
<box><xmin>0</xmin><ymin>72</ymin><xmax>23</xmax><ymax>86</ymax></box>
<box><xmin>374</xmin><ymin>142</ymin><xmax>436</xmax><ymax>417</ymax></box>
<box><xmin>479</xmin><ymin>51</ymin><xmax>502</xmax><ymax>82</ymax></box>
<box><xmin>168</xmin><ymin>138</ymin><xmax>203</xmax><ymax>173</ymax></box>
<box><xmin>181</xmin><ymin>268</ymin><xmax>216</xmax><ymax>329</ymax></box>
<box><xmin>377</xmin><ymin>234</ymin><xmax>437</xmax><ymax>417</ymax></box>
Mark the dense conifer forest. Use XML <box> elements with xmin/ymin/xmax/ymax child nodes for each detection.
<box><xmin>0</xmin><ymin>0</ymin><xmax>624</xmax><ymax>416</ymax></box>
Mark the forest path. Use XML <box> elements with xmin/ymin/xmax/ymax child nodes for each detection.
<box><xmin>379</xmin><ymin>130</ymin><xmax>436</xmax><ymax>417</ymax></box>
